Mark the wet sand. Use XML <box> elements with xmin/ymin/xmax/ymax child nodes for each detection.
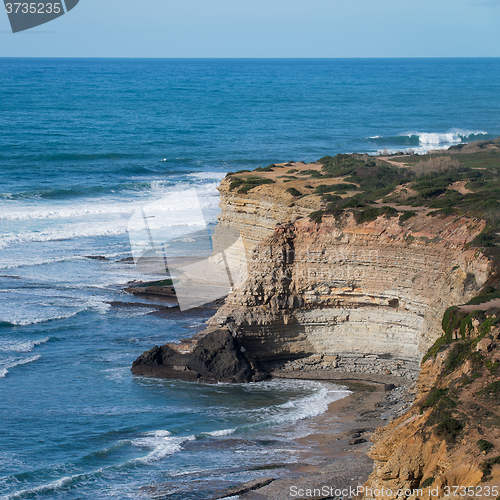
<box><xmin>220</xmin><ymin>381</ymin><xmax>413</xmax><ymax>500</ymax></box>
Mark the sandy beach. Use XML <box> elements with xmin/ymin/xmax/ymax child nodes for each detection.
<box><xmin>219</xmin><ymin>381</ymin><xmax>414</xmax><ymax>500</ymax></box>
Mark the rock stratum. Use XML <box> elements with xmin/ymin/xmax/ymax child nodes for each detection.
<box><xmin>131</xmin><ymin>145</ymin><xmax>500</xmax><ymax>497</ymax></box>
<box><xmin>210</xmin><ymin>180</ymin><xmax>489</xmax><ymax>382</ymax></box>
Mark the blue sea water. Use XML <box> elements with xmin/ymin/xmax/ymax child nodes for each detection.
<box><xmin>0</xmin><ymin>58</ymin><xmax>500</xmax><ymax>499</ymax></box>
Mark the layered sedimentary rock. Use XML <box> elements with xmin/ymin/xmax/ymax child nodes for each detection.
<box><xmin>208</xmin><ymin>180</ymin><xmax>489</xmax><ymax>381</ymax></box>
<box><xmin>131</xmin><ymin>162</ymin><xmax>499</xmax><ymax>495</ymax></box>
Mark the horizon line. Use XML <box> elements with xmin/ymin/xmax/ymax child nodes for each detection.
<box><xmin>1</xmin><ymin>56</ymin><xmax>500</xmax><ymax>60</ymax></box>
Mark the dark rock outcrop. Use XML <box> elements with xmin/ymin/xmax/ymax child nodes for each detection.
<box><xmin>131</xmin><ymin>329</ymin><xmax>256</xmax><ymax>383</ymax></box>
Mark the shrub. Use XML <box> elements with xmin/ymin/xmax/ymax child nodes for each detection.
<box><xmin>481</xmin><ymin>381</ymin><xmax>500</xmax><ymax>399</ymax></box>
<box><xmin>302</xmin><ymin>169</ymin><xmax>325</xmax><ymax>179</ymax></box>
<box><xmin>309</xmin><ymin>211</ymin><xmax>324</xmax><ymax>224</ymax></box>
<box><xmin>435</xmin><ymin>415</ymin><xmax>463</xmax><ymax>441</ymax></box>
<box><xmin>321</xmin><ymin>194</ymin><xmax>342</xmax><ymax>203</ymax></box>
<box><xmin>354</xmin><ymin>206</ymin><xmax>398</xmax><ymax>224</ymax></box>
<box><xmin>445</xmin><ymin>343</ymin><xmax>472</xmax><ymax>373</ymax></box>
<box><xmin>421</xmin><ymin>387</ymin><xmax>448</xmax><ymax>410</ymax></box>
<box><xmin>478</xmin><ymin>439</ymin><xmax>494</xmax><ymax>453</ymax></box>
<box><xmin>420</xmin><ymin>478</ymin><xmax>435</xmax><ymax>488</ymax></box>
<box><xmin>286</xmin><ymin>187</ymin><xmax>302</xmax><ymax>197</ymax></box>
<box><xmin>485</xmin><ymin>359</ymin><xmax>499</xmax><ymax>374</ymax></box>
<box><xmin>254</xmin><ymin>165</ymin><xmax>275</xmax><ymax>172</ymax></box>
<box><xmin>238</xmin><ymin>178</ymin><xmax>275</xmax><ymax>194</ymax></box>
<box><xmin>412</xmin><ymin>156</ymin><xmax>462</xmax><ymax>176</ymax></box>
<box><xmin>229</xmin><ymin>178</ymin><xmax>245</xmax><ymax>190</ymax></box>
<box><xmin>481</xmin><ymin>456</ymin><xmax>500</xmax><ymax>481</ymax></box>
<box><xmin>314</xmin><ymin>183</ymin><xmax>356</xmax><ymax>195</ymax></box>
<box><xmin>230</xmin><ymin>177</ymin><xmax>275</xmax><ymax>194</ymax></box>
<box><xmin>472</xmin><ymin>228</ymin><xmax>497</xmax><ymax>248</ymax></box>
<box><xmin>466</xmin><ymin>286</ymin><xmax>500</xmax><ymax>305</ymax></box>
<box><xmin>399</xmin><ymin>210</ymin><xmax>416</xmax><ymax>222</ymax></box>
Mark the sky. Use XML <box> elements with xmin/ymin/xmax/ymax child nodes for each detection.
<box><xmin>0</xmin><ymin>0</ymin><xmax>500</xmax><ymax>58</ymax></box>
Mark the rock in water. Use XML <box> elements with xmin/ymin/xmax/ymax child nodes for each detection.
<box><xmin>131</xmin><ymin>330</ymin><xmax>255</xmax><ymax>383</ymax></box>
<box><xmin>189</xmin><ymin>330</ymin><xmax>255</xmax><ymax>383</ymax></box>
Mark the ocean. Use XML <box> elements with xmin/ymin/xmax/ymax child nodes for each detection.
<box><xmin>0</xmin><ymin>58</ymin><xmax>499</xmax><ymax>499</ymax></box>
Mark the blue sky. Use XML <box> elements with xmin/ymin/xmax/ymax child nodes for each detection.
<box><xmin>1</xmin><ymin>0</ymin><xmax>499</xmax><ymax>57</ymax></box>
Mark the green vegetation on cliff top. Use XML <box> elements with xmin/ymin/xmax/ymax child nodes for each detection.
<box><xmin>226</xmin><ymin>137</ymin><xmax>500</xmax><ymax>274</ymax></box>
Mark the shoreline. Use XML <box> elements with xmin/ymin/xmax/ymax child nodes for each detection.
<box><xmin>219</xmin><ymin>380</ymin><xmax>414</xmax><ymax>500</ymax></box>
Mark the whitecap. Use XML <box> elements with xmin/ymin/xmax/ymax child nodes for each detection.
<box><xmin>0</xmin><ymin>354</ymin><xmax>41</xmax><ymax>378</ymax></box>
<box><xmin>204</xmin><ymin>428</ymin><xmax>236</xmax><ymax>437</ymax></box>
<box><xmin>4</xmin><ymin>310</ymin><xmax>83</xmax><ymax>327</ymax></box>
<box><xmin>131</xmin><ymin>430</ymin><xmax>196</xmax><ymax>463</ymax></box>
<box><xmin>3</xmin><ymin>469</ymin><xmax>104</xmax><ymax>500</ymax></box>
<box><xmin>0</xmin><ymin>337</ymin><xmax>50</xmax><ymax>353</ymax></box>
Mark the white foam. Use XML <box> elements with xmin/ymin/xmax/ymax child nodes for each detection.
<box><xmin>204</xmin><ymin>428</ymin><xmax>236</xmax><ymax>437</ymax></box>
<box><xmin>241</xmin><ymin>379</ymin><xmax>350</xmax><ymax>427</ymax></box>
<box><xmin>113</xmin><ymin>307</ymin><xmax>158</xmax><ymax>319</ymax></box>
<box><xmin>0</xmin><ymin>296</ymin><xmax>111</xmax><ymax>327</ymax></box>
<box><xmin>0</xmin><ymin>175</ymin><xmax>222</xmax><ymax>255</ymax></box>
<box><xmin>2</xmin><ymin>469</ymin><xmax>103</xmax><ymax>500</ymax></box>
<box><xmin>0</xmin><ymin>256</ymin><xmax>81</xmax><ymax>271</ymax></box>
<box><xmin>131</xmin><ymin>430</ymin><xmax>196</xmax><ymax>463</ymax></box>
<box><xmin>413</xmin><ymin>129</ymin><xmax>487</xmax><ymax>144</ymax></box>
<box><xmin>4</xmin><ymin>310</ymin><xmax>83</xmax><ymax>327</ymax></box>
<box><xmin>272</xmin><ymin>386</ymin><xmax>349</xmax><ymax>424</ymax></box>
<box><xmin>0</xmin><ymin>203</ymin><xmax>137</xmax><ymax>222</ymax></box>
<box><xmin>0</xmin><ymin>354</ymin><xmax>41</xmax><ymax>378</ymax></box>
<box><xmin>0</xmin><ymin>337</ymin><xmax>49</xmax><ymax>353</ymax></box>
<box><xmin>188</xmin><ymin>171</ymin><xmax>226</xmax><ymax>182</ymax></box>
<box><xmin>372</xmin><ymin>129</ymin><xmax>489</xmax><ymax>155</ymax></box>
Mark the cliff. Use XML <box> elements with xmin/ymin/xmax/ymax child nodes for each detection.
<box><xmin>361</xmin><ymin>309</ymin><xmax>500</xmax><ymax>499</ymax></box>
<box><xmin>209</xmin><ymin>174</ymin><xmax>489</xmax><ymax>383</ymax></box>
<box><xmin>131</xmin><ymin>143</ymin><xmax>500</xmax><ymax>495</ymax></box>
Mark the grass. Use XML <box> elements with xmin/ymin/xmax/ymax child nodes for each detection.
<box><xmin>229</xmin><ymin>176</ymin><xmax>275</xmax><ymax>194</ymax></box>
<box><xmin>229</xmin><ymin>139</ymin><xmax>500</xmax><ymax>307</ymax></box>
<box><xmin>134</xmin><ymin>278</ymin><xmax>176</xmax><ymax>287</ymax></box>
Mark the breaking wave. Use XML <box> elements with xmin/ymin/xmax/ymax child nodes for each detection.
<box><xmin>367</xmin><ymin>129</ymin><xmax>491</xmax><ymax>153</ymax></box>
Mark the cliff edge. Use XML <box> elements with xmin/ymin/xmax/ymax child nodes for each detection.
<box><xmin>131</xmin><ymin>140</ymin><xmax>500</xmax><ymax>495</ymax></box>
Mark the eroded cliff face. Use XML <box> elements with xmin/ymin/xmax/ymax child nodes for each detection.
<box><xmin>210</xmin><ymin>180</ymin><xmax>490</xmax><ymax>381</ymax></box>
<box><xmin>360</xmin><ymin>319</ymin><xmax>500</xmax><ymax>500</ymax></box>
